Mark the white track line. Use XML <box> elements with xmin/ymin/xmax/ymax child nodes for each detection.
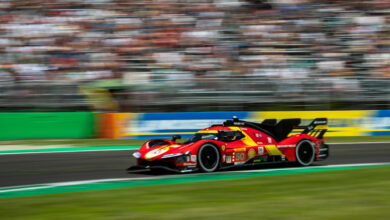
<box><xmin>226</xmin><ymin>162</ymin><xmax>390</xmax><ymax>173</ymax></box>
<box><xmin>329</xmin><ymin>142</ymin><xmax>390</xmax><ymax>145</ymax></box>
<box><xmin>0</xmin><ymin>148</ymin><xmax>138</xmax><ymax>155</ymax></box>
<box><xmin>1</xmin><ymin>162</ymin><xmax>389</xmax><ymax>193</ymax></box>
<box><xmin>1</xmin><ymin>142</ymin><xmax>389</xmax><ymax>156</ymax></box>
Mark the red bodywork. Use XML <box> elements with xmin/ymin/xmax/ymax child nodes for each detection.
<box><xmin>129</xmin><ymin>118</ymin><xmax>329</xmax><ymax>173</ymax></box>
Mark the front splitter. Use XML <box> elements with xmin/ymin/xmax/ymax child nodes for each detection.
<box><xmin>127</xmin><ymin>165</ymin><xmax>196</xmax><ymax>173</ymax></box>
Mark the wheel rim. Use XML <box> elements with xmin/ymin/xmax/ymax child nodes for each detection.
<box><xmin>298</xmin><ymin>144</ymin><xmax>314</xmax><ymax>164</ymax></box>
<box><xmin>199</xmin><ymin>145</ymin><xmax>219</xmax><ymax>171</ymax></box>
<box><xmin>296</xmin><ymin>140</ymin><xmax>315</xmax><ymax>166</ymax></box>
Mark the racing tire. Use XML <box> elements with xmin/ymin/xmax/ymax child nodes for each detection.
<box><xmin>197</xmin><ymin>143</ymin><xmax>220</xmax><ymax>172</ymax></box>
<box><xmin>295</xmin><ymin>140</ymin><xmax>316</xmax><ymax>166</ymax></box>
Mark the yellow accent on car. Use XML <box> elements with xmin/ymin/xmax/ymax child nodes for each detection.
<box><xmin>197</xmin><ymin>130</ymin><xmax>219</xmax><ymax>134</ymax></box>
<box><xmin>248</xmin><ymin>148</ymin><xmax>256</xmax><ymax>159</ymax></box>
<box><xmin>314</xmin><ymin>125</ymin><xmax>328</xmax><ymax>130</ymax></box>
<box><xmin>264</xmin><ymin>145</ymin><xmax>283</xmax><ymax>156</ymax></box>
<box><xmin>228</xmin><ymin>127</ymin><xmax>258</xmax><ymax>147</ymax></box>
<box><xmin>144</xmin><ymin>146</ymin><xmax>170</xmax><ymax>159</ymax></box>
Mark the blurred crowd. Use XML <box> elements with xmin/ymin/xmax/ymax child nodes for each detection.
<box><xmin>0</xmin><ymin>0</ymin><xmax>389</xmax><ymax>111</ymax></box>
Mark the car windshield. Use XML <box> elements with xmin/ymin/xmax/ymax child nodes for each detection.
<box><xmin>183</xmin><ymin>133</ymin><xmax>218</xmax><ymax>144</ymax></box>
<box><xmin>219</xmin><ymin>130</ymin><xmax>244</xmax><ymax>142</ymax></box>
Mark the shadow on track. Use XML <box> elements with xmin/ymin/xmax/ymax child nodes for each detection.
<box><xmin>126</xmin><ymin>162</ymin><xmax>326</xmax><ymax>176</ymax></box>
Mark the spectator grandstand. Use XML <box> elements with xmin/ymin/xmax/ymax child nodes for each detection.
<box><xmin>0</xmin><ymin>0</ymin><xmax>388</xmax><ymax>111</ymax></box>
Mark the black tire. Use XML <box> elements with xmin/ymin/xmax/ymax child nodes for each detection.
<box><xmin>197</xmin><ymin>143</ymin><xmax>220</xmax><ymax>172</ymax></box>
<box><xmin>295</xmin><ymin>140</ymin><xmax>316</xmax><ymax>166</ymax></box>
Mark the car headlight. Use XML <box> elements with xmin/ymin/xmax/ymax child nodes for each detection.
<box><xmin>132</xmin><ymin>152</ymin><xmax>141</xmax><ymax>158</ymax></box>
<box><xmin>161</xmin><ymin>153</ymin><xmax>183</xmax><ymax>159</ymax></box>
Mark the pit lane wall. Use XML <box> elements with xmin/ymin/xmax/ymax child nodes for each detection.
<box><xmin>0</xmin><ymin>112</ymin><xmax>96</xmax><ymax>141</ymax></box>
<box><xmin>99</xmin><ymin>110</ymin><xmax>390</xmax><ymax>139</ymax></box>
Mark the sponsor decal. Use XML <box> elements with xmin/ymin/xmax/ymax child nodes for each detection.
<box><xmin>277</xmin><ymin>145</ymin><xmax>295</xmax><ymax>148</ymax></box>
<box><xmin>253</xmin><ymin>159</ymin><xmax>262</xmax><ymax>163</ymax></box>
<box><xmin>223</xmin><ymin>155</ymin><xmax>226</xmax><ymax>162</ymax></box>
<box><xmin>226</xmin><ymin>155</ymin><xmax>232</xmax><ymax>163</ymax></box>
<box><xmin>264</xmin><ymin>145</ymin><xmax>283</xmax><ymax>156</ymax></box>
<box><xmin>248</xmin><ymin>148</ymin><xmax>256</xmax><ymax>159</ymax></box>
<box><xmin>201</xmin><ymin>134</ymin><xmax>215</xmax><ymax>139</ymax></box>
<box><xmin>267</xmin><ymin>137</ymin><xmax>272</xmax><ymax>143</ymax></box>
<box><xmin>255</xmin><ymin>133</ymin><xmax>262</xmax><ymax>138</ymax></box>
<box><xmin>235</xmin><ymin>152</ymin><xmax>246</xmax><ymax>161</ymax></box>
<box><xmin>234</xmin><ymin>148</ymin><xmax>246</xmax><ymax>152</ymax></box>
<box><xmin>221</xmin><ymin>145</ymin><xmax>226</xmax><ymax>151</ymax></box>
<box><xmin>145</xmin><ymin>146</ymin><xmax>170</xmax><ymax>159</ymax></box>
<box><xmin>314</xmin><ymin>121</ymin><xmax>326</xmax><ymax>125</ymax></box>
<box><xmin>170</xmin><ymin>144</ymin><xmax>181</xmax><ymax>148</ymax></box>
<box><xmin>190</xmin><ymin>155</ymin><xmax>197</xmax><ymax>162</ymax></box>
<box><xmin>258</xmin><ymin>146</ymin><xmax>264</xmax><ymax>155</ymax></box>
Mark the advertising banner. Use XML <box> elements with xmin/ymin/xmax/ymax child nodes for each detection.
<box><xmin>253</xmin><ymin>111</ymin><xmax>370</xmax><ymax>137</ymax></box>
<box><xmin>126</xmin><ymin>112</ymin><xmax>250</xmax><ymax>139</ymax></box>
<box><xmin>118</xmin><ymin>110</ymin><xmax>390</xmax><ymax>139</ymax></box>
<box><xmin>0</xmin><ymin>112</ymin><xmax>96</xmax><ymax>141</ymax></box>
<box><xmin>366</xmin><ymin>110</ymin><xmax>390</xmax><ymax>136</ymax></box>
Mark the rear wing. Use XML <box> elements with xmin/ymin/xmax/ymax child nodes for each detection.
<box><xmin>295</xmin><ymin>118</ymin><xmax>328</xmax><ymax>139</ymax></box>
<box><xmin>223</xmin><ymin>117</ymin><xmax>328</xmax><ymax>142</ymax></box>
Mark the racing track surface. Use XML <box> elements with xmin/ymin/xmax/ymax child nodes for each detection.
<box><xmin>0</xmin><ymin>143</ymin><xmax>389</xmax><ymax>187</ymax></box>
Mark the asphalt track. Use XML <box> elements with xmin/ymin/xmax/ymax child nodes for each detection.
<box><xmin>0</xmin><ymin>143</ymin><xmax>389</xmax><ymax>187</ymax></box>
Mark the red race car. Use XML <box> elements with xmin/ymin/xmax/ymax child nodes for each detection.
<box><xmin>128</xmin><ymin>117</ymin><xmax>329</xmax><ymax>173</ymax></box>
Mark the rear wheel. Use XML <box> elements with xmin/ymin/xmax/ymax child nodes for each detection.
<box><xmin>197</xmin><ymin>144</ymin><xmax>220</xmax><ymax>172</ymax></box>
<box><xmin>295</xmin><ymin>140</ymin><xmax>316</xmax><ymax>166</ymax></box>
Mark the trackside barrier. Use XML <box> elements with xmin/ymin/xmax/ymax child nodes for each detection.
<box><xmin>98</xmin><ymin>110</ymin><xmax>390</xmax><ymax>139</ymax></box>
<box><xmin>0</xmin><ymin>112</ymin><xmax>96</xmax><ymax>141</ymax></box>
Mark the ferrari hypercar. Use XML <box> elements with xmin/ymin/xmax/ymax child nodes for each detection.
<box><xmin>128</xmin><ymin>117</ymin><xmax>329</xmax><ymax>173</ymax></box>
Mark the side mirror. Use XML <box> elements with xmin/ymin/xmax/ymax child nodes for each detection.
<box><xmin>171</xmin><ymin>135</ymin><xmax>181</xmax><ymax>142</ymax></box>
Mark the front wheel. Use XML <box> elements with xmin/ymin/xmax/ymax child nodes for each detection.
<box><xmin>295</xmin><ymin>140</ymin><xmax>316</xmax><ymax>166</ymax></box>
<box><xmin>197</xmin><ymin>144</ymin><xmax>220</xmax><ymax>172</ymax></box>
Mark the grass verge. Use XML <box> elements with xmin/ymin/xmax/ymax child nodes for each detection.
<box><xmin>0</xmin><ymin>166</ymin><xmax>389</xmax><ymax>220</ymax></box>
<box><xmin>0</xmin><ymin>135</ymin><xmax>389</xmax><ymax>147</ymax></box>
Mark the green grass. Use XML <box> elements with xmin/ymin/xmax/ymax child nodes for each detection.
<box><xmin>1</xmin><ymin>167</ymin><xmax>389</xmax><ymax>220</ymax></box>
<box><xmin>0</xmin><ymin>135</ymin><xmax>389</xmax><ymax>147</ymax></box>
